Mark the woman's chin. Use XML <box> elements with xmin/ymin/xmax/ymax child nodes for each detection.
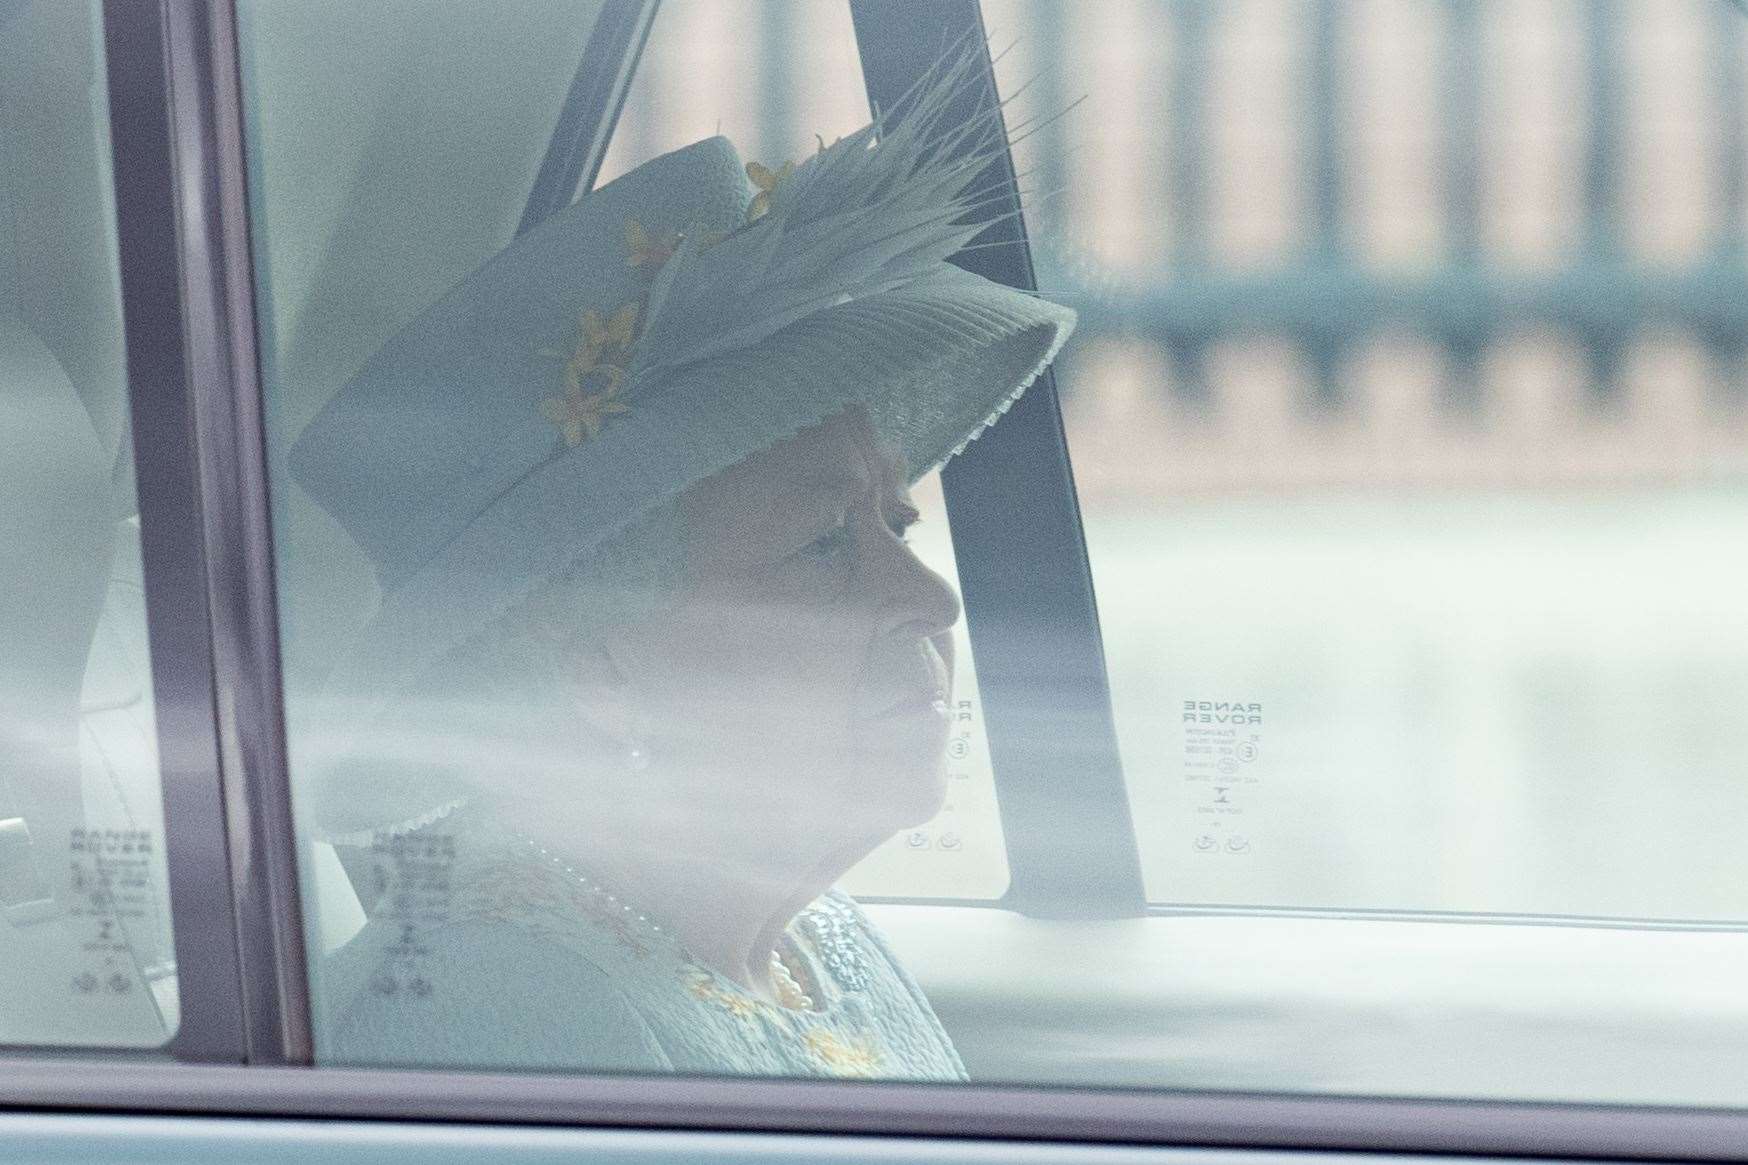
<box><xmin>847</xmin><ymin>751</ymin><xmax>950</xmax><ymax>836</ymax></box>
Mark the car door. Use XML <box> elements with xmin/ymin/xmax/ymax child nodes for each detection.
<box><xmin>4</xmin><ymin>0</ymin><xmax>1748</xmax><ymax>1161</ymax></box>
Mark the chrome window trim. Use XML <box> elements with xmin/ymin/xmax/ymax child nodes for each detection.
<box><xmin>3</xmin><ymin>1060</ymin><xmax>1748</xmax><ymax>1161</ymax></box>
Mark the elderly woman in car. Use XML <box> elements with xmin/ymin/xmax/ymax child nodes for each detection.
<box><xmin>293</xmin><ymin>57</ymin><xmax>1074</xmax><ymax>1079</ymax></box>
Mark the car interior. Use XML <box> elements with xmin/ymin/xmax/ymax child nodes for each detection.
<box><xmin>4</xmin><ymin>1</ymin><xmax>1748</xmax><ymax>1153</ymax></box>
<box><xmin>0</xmin><ymin>0</ymin><xmax>169</xmax><ymax>1049</ymax></box>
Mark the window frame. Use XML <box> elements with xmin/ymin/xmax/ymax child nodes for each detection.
<box><xmin>5</xmin><ymin>1054</ymin><xmax>1748</xmax><ymax>1160</ymax></box>
<box><xmin>2</xmin><ymin>0</ymin><xmax>1743</xmax><ymax>1159</ymax></box>
<box><xmin>62</xmin><ymin>0</ymin><xmax>255</xmax><ymax>1064</ymax></box>
<box><xmin>148</xmin><ymin>0</ymin><xmax>309</xmax><ymax>1065</ymax></box>
<box><xmin>850</xmin><ymin>0</ymin><xmax>1147</xmax><ymax>921</ymax></box>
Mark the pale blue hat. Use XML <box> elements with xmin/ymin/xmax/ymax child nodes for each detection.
<box><xmin>293</xmin><ymin>64</ymin><xmax>1076</xmax><ymax>833</ymax></box>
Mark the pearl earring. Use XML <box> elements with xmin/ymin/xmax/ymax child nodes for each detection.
<box><xmin>623</xmin><ymin>734</ymin><xmax>651</xmax><ymax>773</ymax></box>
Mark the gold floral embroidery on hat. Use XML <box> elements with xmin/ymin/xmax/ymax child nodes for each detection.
<box><xmin>625</xmin><ymin>217</ymin><xmax>680</xmax><ymax>270</ymax></box>
<box><xmin>583</xmin><ymin>302</ymin><xmax>639</xmax><ymax>358</ymax></box>
<box><xmin>744</xmin><ymin>159</ymin><xmax>794</xmax><ymax>224</ymax></box>
<box><xmin>538</xmin><ymin>367</ymin><xmax>628</xmax><ymax>448</ymax></box>
<box><xmin>539</xmin><ymin>301</ymin><xmax>639</xmax><ymax>446</ymax></box>
<box><xmin>803</xmin><ymin>1029</ymin><xmax>884</xmax><ymax>1077</ymax></box>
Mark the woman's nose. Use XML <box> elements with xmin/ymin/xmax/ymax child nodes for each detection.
<box><xmin>866</xmin><ymin>520</ymin><xmax>961</xmax><ymax>638</ymax></box>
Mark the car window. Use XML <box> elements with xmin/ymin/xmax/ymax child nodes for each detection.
<box><xmin>0</xmin><ymin>0</ymin><xmax>177</xmax><ymax>1049</ymax></box>
<box><xmin>886</xmin><ymin>0</ymin><xmax>1748</xmax><ymax>1110</ymax></box>
<box><xmin>231</xmin><ymin>0</ymin><xmax>1748</xmax><ymax>1113</ymax></box>
<box><xmin>993</xmin><ymin>0</ymin><xmax>1748</xmax><ymax>925</ymax></box>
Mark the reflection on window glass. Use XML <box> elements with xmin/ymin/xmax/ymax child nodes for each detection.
<box><xmin>996</xmin><ymin>0</ymin><xmax>1748</xmax><ymax>923</ymax></box>
<box><xmin>247</xmin><ymin>1</ymin><xmax>1046</xmax><ymax>1078</ymax></box>
<box><xmin>246</xmin><ymin>0</ymin><xmax>1748</xmax><ymax>1109</ymax></box>
<box><xmin>0</xmin><ymin>0</ymin><xmax>177</xmax><ymax>1048</ymax></box>
<box><xmin>973</xmin><ymin>0</ymin><xmax>1748</xmax><ymax>1107</ymax></box>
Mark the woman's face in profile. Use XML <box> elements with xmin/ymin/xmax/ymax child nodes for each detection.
<box><xmin>603</xmin><ymin>406</ymin><xmax>962</xmax><ymax>837</ymax></box>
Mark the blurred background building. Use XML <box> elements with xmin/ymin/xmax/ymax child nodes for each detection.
<box><xmin>611</xmin><ymin>0</ymin><xmax>1748</xmax><ymax>500</ymax></box>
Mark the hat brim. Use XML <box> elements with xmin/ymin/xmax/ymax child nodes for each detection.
<box><xmin>310</xmin><ymin>265</ymin><xmax>1073</xmax><ymax>838</ymax></box>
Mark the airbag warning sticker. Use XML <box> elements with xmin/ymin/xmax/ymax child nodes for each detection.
<box><xmin>1181</xmin><ymin>701</ymin><xmax>1262</xmax><ymax>856</ymax></box>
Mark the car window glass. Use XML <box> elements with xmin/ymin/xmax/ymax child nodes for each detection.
<box><xmin>240</xmin><ymin>0</ymin><xmax>1748</xmax><ymax>1109</ymax></box>
<box><xmin>955</xmin><ymin>0</ymin><xmax>1748</xmax><ymax>1107</ymax></box>
<box><xmin>0</xmin><ymin>0</ymin><xmax>177</xmax><ymax>1049</ymax></box>
<box><xmin>993</xmin><ymin>0</ymin><xmax>1748</xmax><ymax>925</ymax></box>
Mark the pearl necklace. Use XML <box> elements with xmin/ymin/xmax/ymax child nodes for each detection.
<box><xmin>522</xmin><ymin>838</ymin><xmax>814</xmax><ymax>1011</ymax></box>
<box><xmin>769</xmin><ymin>948</ymin><xmax>815</xmax><ymax>1012</ymax></box>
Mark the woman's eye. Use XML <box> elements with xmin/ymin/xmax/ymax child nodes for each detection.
<box><xmin>798</xmin><ymin>522</ymin><xmax>854</xmax><ymax>561</ymax></box>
